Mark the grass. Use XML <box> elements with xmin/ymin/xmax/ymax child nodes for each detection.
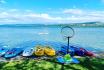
<box><xmin>0</xmin><ymin>57</ymin><xmax>104</xmax><ymax>70</ymax></box>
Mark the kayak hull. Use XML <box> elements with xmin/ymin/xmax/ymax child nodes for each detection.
<box><xmin>23</xmin><ymin>48</ymin><xmax>34</xmax><ymax>57</ymax></box>
<box><xmin>34</xmin><ymin>46</ymin><xmax>44</xmax><ymax>56</ymax></box>
<box><xmin>44</xmin><ymin>47</ymin><xmax>56</xmax><ymax>56</ymax></box>
<box><xmin>0</xmin><ymin>47</ymin><xmax>8</xmax><ymax>56</ymax></box>
<box><xmin>4</xmin><ymin>48</ymin><xmax>23</xmax><ymax>58</ymax></box>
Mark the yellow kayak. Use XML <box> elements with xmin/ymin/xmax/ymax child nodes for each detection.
<box><xmin>34</xmin><ymin>45</ymin><xmax>44</xmax><ymax>56</ymax></box>
<box><xmin>44</xmin><ymin>46</ymin><xmax>56</xmax><ymax>56</ymax></box>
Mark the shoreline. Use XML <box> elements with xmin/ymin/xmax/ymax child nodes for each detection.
<box><xmin>0</xmin><ymin>51</ymin><xmax>104</xmax><ymax>63</ymax></box>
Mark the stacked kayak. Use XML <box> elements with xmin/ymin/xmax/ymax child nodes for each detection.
<box><xmin>0</xmin><ymin>41</ymin><xmax>94</xmax><ymax>64</ymax></box>
<box><xmin>34</xmin><ymin>45</ymin><xmax>44</xmax><ymax>56</ymax></box>
<box><xmin>73</xmin><ymin>47</ymin><xmax>94</xmax><ymax>57</ymax></box>
<box><xmin>59</xmin><ymin>45</ymin><xmax>94</xmax><ymax>57</ymax></box>
<box><xmin>22</xmin><ymin>47</ymin><xmax>34</xmax><ymax>57</ymax></box>
<box><xmin>59</xmin><ymin>46</ymin><xmax>67</xmax><ymax>55</ymax></box>
<box><xmin>56</xmin><ymin>45</ymin><xmax>95</xmax><ymax>64</ymax></box>
<box><xmin>58</xmin><ymin>46</ymin><xmax>75</xmax><ymax>56</ymax></box>
<box><xmin>34</xmin><ymin>45</ymin><xmax>56</xmax><ymax>56</ymax></box>
<box><xmin>4</xmin><ymin>48</ymin><xmax>23</xmax><ymax>58</ymax></box>
<box><xmin>0</xmin><ymin>47</ymin><xmax>8</xmax><ymax>56</ymax></box>
<box><xmin>44</xmin><ymin>46</ymin><xmax>55</xmax><ymax>56</ymax></box>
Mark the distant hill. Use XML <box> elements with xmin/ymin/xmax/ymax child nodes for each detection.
<box><xmin>0</xmin><ymin>22</ymin><xmax>104</xmax><ymax>27</ymax></box>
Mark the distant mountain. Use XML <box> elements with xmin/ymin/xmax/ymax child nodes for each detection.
<box><xmin>0</xmin><ymin>22</ymin><xmax>104</xmax><ymax>27</ymax></box>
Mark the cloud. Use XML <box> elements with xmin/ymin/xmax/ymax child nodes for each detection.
<box><xmin>0</xmin><ymin>9</ymin><xmax>104</xmax><ymax>24</ymax></box>
<box><xmin>62</xmin><ymin>9</ymin><xmax>104</xmax><ymax>22</ymax></box>
<box><xmin>63</xmin><ymin>9</ymin><xmax>84</xmax><ymax>15</ymax></box>
<box><xmin>0</xmin><ymin>9</ymin><xmax>63</xmax><ymax>23</ymax></box>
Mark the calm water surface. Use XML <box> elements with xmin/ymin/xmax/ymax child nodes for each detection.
<box><xmin>0</xmin><ymin>26</ymin><xmax>104</xmax><ymax>52</ymax></box>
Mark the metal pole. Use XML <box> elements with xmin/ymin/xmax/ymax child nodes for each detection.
<box><xmin>61</xmin><ymin>37</ymin><xmax>69</xmax><ymax>70</ymax></box>
<box><xmin>67</xmin><ymin>37</ymin><xmax>70</xmax><ymax>54</ymax></box>
<box><xmin>61</xmin><ymin>64</ymin><xmax>64</xmax><ymax>70</ymax></box>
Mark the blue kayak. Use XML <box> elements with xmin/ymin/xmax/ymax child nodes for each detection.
<box><xmin>0</xmin><ymin>47</ymin><xmax>8</xmax><ymax>56</ymax></box>
<box><xmin>59</xmin><ymin>45</ymin><xmax>75</xmax><ymax>56</ymax></box>
<box><xmin>58</xmin><ymin>46</ymin><xmax>67</xmax><ymax>55</ymax></box>
<box><xmin>4</xmin><ymin>48</ymin><xmax>23</xmax><ymax>58</ymax></box>
<box><xmin>59</xmin><ymin>45</ymin><xmax>88</xmax><ymax>56</ymax></box>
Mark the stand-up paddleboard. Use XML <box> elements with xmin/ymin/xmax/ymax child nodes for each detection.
<box><xmin>0</xmin><ymin>47</ymin><xmax>8</xmax><ymax>56</ymax></box>
<box><xmin>56</xmin><ymin>56</ymin><xmax>65</xmax><ymax>64</ymax></box>
<box><xmin>71</xmin><ymin>58</ymin><xmax>80</xmax><ymax>64</ymax></box>
<box><xmin>64</xmin><ymin>54</ymin><xmax>72</xmax><ymax>64</ymax></box>
<box><xmin>4</xmin><ymin>48</ymin><xmax>23</xmax><ymax>58</ymax></box>
<box><xmin>22</xmin><ymin>47</ymin><xmax>34</xmax><ymax>57</ymax></box>
<box><xmin>56</xmin><ymin>54</ymin><xmax>79</xmax><ymax>64</ymax></box>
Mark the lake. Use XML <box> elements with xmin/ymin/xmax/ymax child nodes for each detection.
<box><xmin>0</xmin><ymin>25</ymin><xmax>104</xmax><ymax>52</ymax></box>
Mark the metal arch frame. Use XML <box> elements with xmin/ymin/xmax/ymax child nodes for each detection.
<box><xmin>61</xmin><ymin>26</ymin><xmax>75</xmax><ymax>38</ymax></box>
<box><xmin>61</xmin><ymin>26</ymin><xmax>75</xmax><ymax>54</ymax></box>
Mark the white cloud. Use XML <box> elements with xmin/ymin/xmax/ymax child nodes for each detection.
<box><xmin>0</xmin><ymin>9</ymin><xmax>104</xmax><ymax>24</ymax></box>
<box><xmin>0</xmin><ymin>10</ymin><xmax>63</xmax><ymax>23</ymax></box>
<box><xmin>63</xmin><ymin>9</ymin><xmax>84</xmax><ymax>15</ymax></box>
<box><xmin>62</xmin><ymin>9</ymin><xmax>104</xmax><ymax>23</ymax></box>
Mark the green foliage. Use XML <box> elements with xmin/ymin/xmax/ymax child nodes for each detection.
<box><xmin>0</xmin><ymin>57</ymin><xmax>104</xmax><ymax>70</ymax></box>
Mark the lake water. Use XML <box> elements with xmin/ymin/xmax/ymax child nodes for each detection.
<box><xmin>0</xmin><ymin>25</ymin><xmax>104</xmax><ymax>52</ymax></box>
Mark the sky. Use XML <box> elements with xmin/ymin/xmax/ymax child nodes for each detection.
<box><xmin>0</xmin><ymin>0</ymin><xmax>104</xmax><ymax>24</ymax></box>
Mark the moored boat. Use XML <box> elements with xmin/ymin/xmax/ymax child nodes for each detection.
<box><xmin>22</xmin><ymin>47</ymin><xmax>34</xmax><ymax>57</ymax></box>
<box><xmin>34</xmin><ymin>45</ymin><xmax>44</xmax><ymax>56</ymax></box>
<box><xmin>44</xmin><ymin>46</ymin><xmax>56</xmax><ymax>56</ymax></box>
<box><xmin>4</xmin><ymin>48</ymin><xmax>23</xmax><ymax>58</ymax></box>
